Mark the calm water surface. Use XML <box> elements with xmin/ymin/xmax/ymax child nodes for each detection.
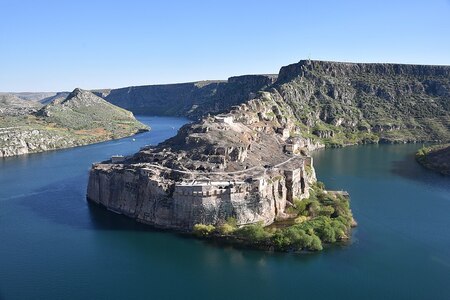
<box><xmin>1</xmin><ymin>116</ymin><xmax>449</xmax><ymax>300</ymax></box>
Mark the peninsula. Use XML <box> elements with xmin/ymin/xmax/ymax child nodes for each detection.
<box><xmin>86</xmin><ymin>59</ymin><xmax>450</xmax><ymax>252</ymax></box>
<box><xmin>87</xmin><ymin>94</ymin><xmax>354</xmax><ymax>251</ymax></box>
<box><xmin>0</xmin><ymin>89</ymin><xmax>148</xmax><ymax>158</ymax></box>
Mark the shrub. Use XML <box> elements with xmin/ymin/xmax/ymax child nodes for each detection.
<box><xmin>318</xmin><ymin>192</ymin><xmax>335</xmax><ymax>206</ymax></box>
<box><xmin>293</xmin><ymin>198</ymin><xmax>312</xmax><ymax>215</ymax></box>
<box><xmin>193</xmin><ymin>224</ymin><xmax>216</xmax><ymax>237</ymax></box>
<box><xmin>319</xmin><ymin>205</ymin><xmax>335</xmax><ymax>217</ymax></box>
<box><xmin>272</xmin><ymin>226</ymin><xmax>316</xmax><ymax>251</ymax></box>
<box><xmin>294</xmin><ymin>215</ymin><xmax>309</xmax><ymax>224</ymax></box>
<box><xmin>331</xmin><ymin>219</ymin><xmax>348</xmax><ymax>239</ymax></box>
<box><xmin>225</xmin><ymin>217</ymin><xmax>237</xmax><ymax>228</ymax></box>
<box><xmin>307</xmin><ymin>200</ymin><xmax>321</xmax><ymax>217</ymax></box>
<box><xmin>309</xmin><ymin>234</ymin><xmax>323</xmax><ymax>251</ymax></box>
<box><xmin>272</xmin><ymin>230</ymin><xmax>292</xmax><ymax>249</ymax></box>
<box><xmin>235</xmin><ymin>222</ymin><xmax>271</xmax><ymax>242</ymax></box>
<box><xmin>218</xmin><ymin>223</ymin><xmax>235</xmax><ymax>235</ymax></box>
<box><xmin>319</xmin><ymin>223</ymin><xmax>336</xmax><ymax>243</ymax></box>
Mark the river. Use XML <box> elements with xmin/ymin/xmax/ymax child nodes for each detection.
<box><xmin>1</xmin><ymin>116</ymin><xmax>449</xmax><ymax>299</ymax></box>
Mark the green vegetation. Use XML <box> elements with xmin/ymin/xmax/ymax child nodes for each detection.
<box><xmin>192</xmin><ymin>182</ymin><xmax>355</xmax><ymax>252</ymax></box>
<box><xmin>193</xmin><ymin>224</ymin><xmax>216</xmax><ymax>237</ymax></box>
<box><xmin>234</xmin><ymin>222</ymin><xmax>271</xmax><ymax>242</ymax></box>
<box><xmin>416</xmin><ymin>145</ymin><xmax>432</xmax><ymax>160</ymax></box>
<box><xmin>217</xmin><ymin>217</ymin><xmax>237</xmax><ymax>235</ymax></box>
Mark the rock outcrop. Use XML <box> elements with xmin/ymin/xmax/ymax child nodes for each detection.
<box><xmin>0</xmin><ymin>128</ymin><xmax>79</xmax><ymax>157</ymax></box>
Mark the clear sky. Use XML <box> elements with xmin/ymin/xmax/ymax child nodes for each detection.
<box><xmin>1</xmin><ymin>0</ymin><xmax>449</xmax><ymax>92</ymax></box>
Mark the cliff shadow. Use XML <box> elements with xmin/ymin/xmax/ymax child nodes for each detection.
<box><xmin>389</xmin><ymin>153</ymin><xmax>450</xmax><ymax>189</ymax></box>
<box><xmin>17</xmin><ymin>176</ymin><xmax>162</xmax><ymax>233</ymax></box>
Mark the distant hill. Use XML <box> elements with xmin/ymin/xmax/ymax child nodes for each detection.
<box><xmin>0</xmin><ymin>92</ymin><xmax>70</xmax><ymax>104</ymax></box>
<box><xmin>0</xmin><ymin>94</ymin><xmax>42</xmax><ymax>116</ymax></box>
<box><xmin>0</xmin><ymin>89</ymin><xmax>148</xmax><ymax>158</ymax></box>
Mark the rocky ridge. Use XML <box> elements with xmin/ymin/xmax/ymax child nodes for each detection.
<box><xmin>272</xmin><ymin>60</ymin><xmax>450</xmax><ymax>145</ymax></box>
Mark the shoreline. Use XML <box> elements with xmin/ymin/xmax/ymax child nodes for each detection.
<box><xmin>0</xmin><ymin>128</ymin><xmax>149</xmax><ymax>159</ymax></box>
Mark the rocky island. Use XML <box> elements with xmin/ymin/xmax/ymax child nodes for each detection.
<box><xmin>0</xmin><ymin>89</ymin><xmax>148</xmax><ymax>158</ymax></box>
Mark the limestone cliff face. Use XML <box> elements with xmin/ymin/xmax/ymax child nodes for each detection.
<box><xmin>87</xmin><ymin>94</ymin><xmax>319</xmax><ymax>230</ymax></box>
<box><xmin>87</xmin><ymin>162</ymin><xmax>315</xmax><ymax>229</ymax></box>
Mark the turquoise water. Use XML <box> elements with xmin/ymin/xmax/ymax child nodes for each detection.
<box><xmin>1</xmin><ymin>116</ymin><xmax>449</xmax><ymax>300</ymax></box>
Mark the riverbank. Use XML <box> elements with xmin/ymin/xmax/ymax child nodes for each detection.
<box><xmin>416</xmin><ymin>144</ymin><xmax>450</xmax><ymax>175</ymax></box>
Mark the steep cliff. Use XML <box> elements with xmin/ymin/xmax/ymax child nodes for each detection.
<box><xmin>0</xmin><ymin>89</ymin><xmax>148</xmax><ymax>158</ymax></box>
<box><xmin>95</xmin><ymin>60</ymin><xmax>449</xmax><ymax>145</ymax></box>
<box><xmin>272</xmin><ymin>60</ymin><xmax>450</xmax><ymax>145</ymax></box>
<box><xmin>95</xmin><ymin>74</ymin><xmax>277</xmax><ymax>118</ymax></box>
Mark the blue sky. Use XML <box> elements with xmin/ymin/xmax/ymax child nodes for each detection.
<box><xmin>1</xmin><ymin>0</ymin><xmax>449</xmax><ymax>92</ymax></box>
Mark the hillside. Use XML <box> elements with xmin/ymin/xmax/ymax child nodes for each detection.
<box><xmin>2</xmin><ymin>59</ymin><xmax>449</xmax><ymax>158</ymax></box>
<box><xmin>93</xmin><ymin>60</ymin><xmax>450</xmax><ymax>146</ymax></box>
<box><xmin>0</xmin><ymin>92</ymin><xmax>70</xmax><ymax>104</ymax></box>
<box><xmin>95</xmin><ymin>75</ymin><xmax>277</xmax><ymax>118</ymax></box>
<box><xmin>271</xmin><ymin>60</ymin><xmax>450</xmax><ymax>145</ymax></box>
<box><xmin>0</xmin><ymin>89</ymin><xmax>148</xmax><ymax>158</ymax></box>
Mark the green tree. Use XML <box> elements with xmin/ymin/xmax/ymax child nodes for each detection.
<box><xmin>193</xmin><ymin>224</ymin><xmax>215</xmax><ymax>237</ymax></box>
